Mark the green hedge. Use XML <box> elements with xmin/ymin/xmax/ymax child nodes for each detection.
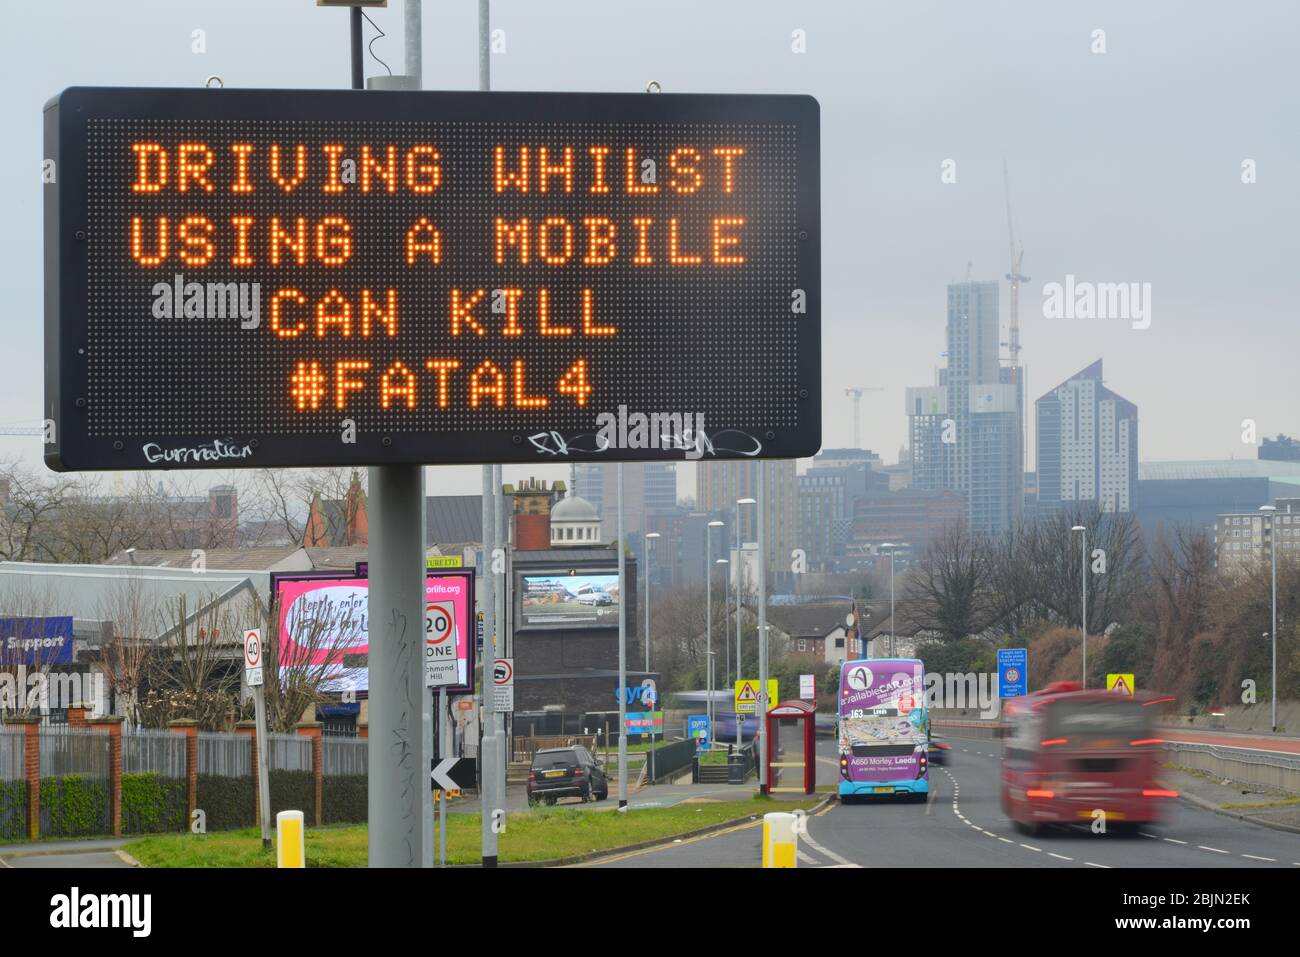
<box><xmin>323</xmin><ymin>775</ymin><xmax>367</xmax><ymax>824</ymax></box>
<box><xmin>269</xmin><ymin>769</ymin><xmax>314</xmax><ymax>818</ymax></box>
<box><xmin>0</xmin><ymin>779</ymin><xmax>26</xmax><ymax>841</ymax></box>
<box><xmin>122</xmin><ymin>773</ymin><xmax>187</xmax><ymax>834</ymax></box>
<box><xmin>40</xmin><ymin>775</ymin><xmax>108</xmax><ymax>838</ymax></box>
<box><xmin>196</xmin><ymin>773</ymin><xmax>255</xmax><ymax>832</ymax></box>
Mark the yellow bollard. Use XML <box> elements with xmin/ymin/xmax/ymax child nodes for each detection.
<box><xmin>762</xmin><ymin>811</ymin><xmax>797</xmax><ymax>868</ymax></box>
<box><xmin>277</xmin><ymin>810</ymin><xmax>305</xmax><ymax>868</ymax></box>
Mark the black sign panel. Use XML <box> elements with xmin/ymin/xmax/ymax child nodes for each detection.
<box><xmin>44</xmin><ymin>87</ymin><xmax>820</xmax><ymax>470</ymax></box>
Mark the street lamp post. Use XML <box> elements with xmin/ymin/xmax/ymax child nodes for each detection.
<box><xmin>644</xmin><ymin>532</ymin><xmax>660</xmax><ymax>675</ymax></box>
<box><xmin>735</xmin><ymin>498</ymin><xmax>756</xmax><ymax>749</ymax></box>
<box><xmin>1072</xmin><ymin>525</ymin><xmax>1087</xmax><ymax>688</ymax></box>
<box><xmin>706</xmin><ymin>520</ymin><xmax>724</xmax><ymax>741</ymax></box>
<box><xmin>1260</xmin><ymin>505</ymin><xmax>1278</xmax><ymax>732</ymax></box>
<box><xmin>715</xmin><ymin>558</ymin><xmax>730</xmax><ymax>688</ymax></box>
<box><xmin>881</xmin><ymin>543</ymin><xmax>898</xmax><ymax>657</ymax></box>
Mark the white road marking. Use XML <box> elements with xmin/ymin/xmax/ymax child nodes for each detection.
<box><xmin>1164</xmin><ymin>838</ymin><xmax>1188</xmax><ymax>845</ymax></box>
<box><xmin>1242</xmin><ymin>854</ymin><xmax>1276</xmax><ymax>862</ymax></box>
<box><xmin>1198</xmin><ymin>845</ymin><xmax>1229</xmax><ymax>854</ymax></box>
<box><xmin>1019</xmin><ymin>843</ymin><xmax>1042</xmax><ymax>852</ymax></box>
<box><xmin>800</xmin><ymin>824</ymin><xmax>858</xmax><ymax>868</ymax></box>
<box><xmin>1049</xmin><ymin>852</ymin><xmax>1073</xmax><ymax>861</ymax></box>
<box><xmin>998</xmin><ymin>837</ymin><xmax>1013</xmax><ymax>844</ymax></box>
<box><xmin>1085</xmin><ymin>861</ymin><xmax>1110</xmax><ymax>868</ymax></box>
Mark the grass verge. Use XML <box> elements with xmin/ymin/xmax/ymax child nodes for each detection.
<box><xmin>124</xmin><ymin>795</ymin><xmax>821</xmax><ymax>868</ymax></box>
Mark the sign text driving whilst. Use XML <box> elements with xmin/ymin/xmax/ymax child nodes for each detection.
<box><xmin>44</xmin><ymin>88</ymin><xmax>820</xmax><ymax>470</ymax></box>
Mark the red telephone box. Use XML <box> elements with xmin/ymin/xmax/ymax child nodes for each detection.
<box><xmin>765</xmin><ymin>700</ymin><xmax>816</xmax><ymax>795</ymax></box>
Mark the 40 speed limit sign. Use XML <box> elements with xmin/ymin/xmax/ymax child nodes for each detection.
<box><xmin>424</xmin><ymin>600</ymin><xmax>459</xmax><ymax>687</ymax></box>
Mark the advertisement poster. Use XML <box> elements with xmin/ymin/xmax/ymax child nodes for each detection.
<box><xmin>518</xmin><ymin>572</ymin><xmax>620</xmax><ymax>629</ymax></box>
<box><xmin>273</xmin><ymin>571</ymin><xmax>473</xmax><ymax>695</ymax></box>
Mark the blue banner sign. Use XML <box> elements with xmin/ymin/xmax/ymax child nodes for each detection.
<box><xmin>688</xmin><ymin>714</ymin><xmax>710</xmax><ymax>751</ymax></box>
<box><xmin>0</xmin><ymin>617</ymin><xmax>75</xmax><ymax>665</ymax></box>
<box><xmin>998</xmin><ymin>648</ymin><xmax>1027</xmax><ymax>699</ymax></box>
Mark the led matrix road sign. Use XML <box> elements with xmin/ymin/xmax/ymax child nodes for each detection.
<box><xmin>44</xmin><ymin>87</ymin><xmax>819</xmax><ymax>470</ymax></box>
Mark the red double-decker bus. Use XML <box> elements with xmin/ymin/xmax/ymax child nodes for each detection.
<box><xmin>1000</xmin><ymin>682</ymin><xmax>1178</xmax><ymax>836</ymax></box>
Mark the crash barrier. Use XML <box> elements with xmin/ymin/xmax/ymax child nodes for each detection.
<box><xmin>931</xmin><ymin>719</ymin><xmax>1004</xmax><ymax>740</ymax></box>
<box><xmin>1163</xmin><ymin>741</ymin><xmax>1300</xmax><ymax>796</ymax></box>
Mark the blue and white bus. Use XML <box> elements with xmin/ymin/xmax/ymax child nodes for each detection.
<box><xmin>837</xmin><ymin>658</ymin><xmax>929</xmax><ymax>802</ymax></box>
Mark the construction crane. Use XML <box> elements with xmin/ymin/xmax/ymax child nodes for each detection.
<box><xmin>845</xmin><ymin>386</ymin><xmax>884</xmax><ymax>450</ymax></box>
<box><xmin>1003</xmin><ymin>159</ymin><xmax>1029</xmax><ymax>523</ymax></box>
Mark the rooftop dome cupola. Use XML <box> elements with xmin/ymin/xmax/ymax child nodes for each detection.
<box><xmin>550</xmin><ymin>492</ymin><xmax>601</xmax><ymax>547</ymax></box>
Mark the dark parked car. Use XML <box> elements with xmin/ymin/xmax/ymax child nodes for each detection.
<box><xmin>527</xmin><ymin>746</ymin><xmax>609</xmax><ymax>806</ymax></box>
<box><xmin>927</xmin><ymin>736</ymin><xmax>951</xmax><ymax>765</ymax></box>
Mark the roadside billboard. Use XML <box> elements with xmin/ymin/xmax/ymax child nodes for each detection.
<box><xmin>517</xmin><ymin>571</ymin><xmax>620</xmax><ymax>630</ymax></box>
<box><xmin>271</xmin><ymin>570</ymin><xmax>474</xmax><ymax>695</ymax></box>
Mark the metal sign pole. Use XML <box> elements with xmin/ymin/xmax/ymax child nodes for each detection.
<box><xmin>363</xmin><ymin>0</ymin><xmax>431</xmax><ymax>870</ymax></box>
<box><xmin>253</xmin><ymin>682</ymin><xmax>271</xmax><ymax>850</ymax></box>
<box><xmin>479</xmin><ymin>463</ymin><xmax>497</xmax><ymax>866</ymax></box>
<box><xmin>757</xmin><ymin>464</ymin><xmax>768</xmax><ymax>794</ymax></box>
<box><xmin>367</xmin><ymin>465</ymin><xmax>429</xmax><ymax>867</ymax></box>
<box><xmin>493</xmin><ymin>463</ymin><xmax>507</xmax><ymax>818</ymax></box>
<box><xmin>617</xmin><ymin>463</ymin><xmax>629</xmax><ymax>809</ymax></box>
<box><xmin>439</xmin><ymin>686</ymin><xmax>447</xmax><ymax>867</ymax></box>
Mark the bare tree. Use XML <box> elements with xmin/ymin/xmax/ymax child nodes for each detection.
<box><xmin>1023</xmin><ymin>504</ymin><xmax>1143</xmax><ymax>631</ymax></box>
<box><xmin>96</xmin><ymin>574</ymin><xmax>160</xmax><ymax>727</ymax></box>
<box><xmin>0</xmin><ymin>461</ymin><xmax>77</xmax><ymax>562</ymax></box>
<box><xmin>1148</xmin><ymin>524</ymin><xmax>1218</xmax><ymax>704</ymax></box>
<box><xmin>902</xmin><ymin>521</ymin><xmax>998</xmax><ymax>643</ymax></box>
<box><xmin>139</xmin><ymin>594</ymin><xmax>242</xmax><ymax>730</ymax></box>
<box><xmin>258</xmin><ymin>590</ymin><xmax>367</xmax><ymax>733</ymax></box>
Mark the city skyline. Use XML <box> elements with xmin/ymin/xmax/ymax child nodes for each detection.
<box><xmin>2</xmin><ymin>2</ymin><xmax>1296</xmax><ymax>491</ymax></box>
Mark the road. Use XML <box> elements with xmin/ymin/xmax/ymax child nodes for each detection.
<box><xmin>586</xmin><ymin>736</ymin><xmax>1300</xmax><ymax>868</ymax></box>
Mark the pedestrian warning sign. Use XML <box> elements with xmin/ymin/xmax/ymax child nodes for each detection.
<box><xmin>734</xmin><ymin>679</ymin><xmax>779</xmax><ymax>714</ymax></box>
<box><xmin>1106</xmin><ymin>673</ymin><xmax>1135</xmax><ymax>696</ymax></box>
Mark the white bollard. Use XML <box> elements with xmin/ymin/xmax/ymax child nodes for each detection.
<box><xmin>276</xmin><ymin>810</ymin><xmax>305</xmax><ymax>868</ymax></box>
<box><xmin>762</xmin><ymin>811</ymin><xmax>797</xmax><ymax>868</ymax></box>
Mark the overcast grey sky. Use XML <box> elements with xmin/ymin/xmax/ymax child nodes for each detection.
<box><xmin>2</xmin><ymin>0</ymin><xmax>1296</xmax><ymax>498</ymax></box>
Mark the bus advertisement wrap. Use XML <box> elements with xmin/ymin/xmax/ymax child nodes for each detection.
<box><xmin>837</xmin><ymin>658</ymin><xmax>929</xmax><ymax>799</ymax></box>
